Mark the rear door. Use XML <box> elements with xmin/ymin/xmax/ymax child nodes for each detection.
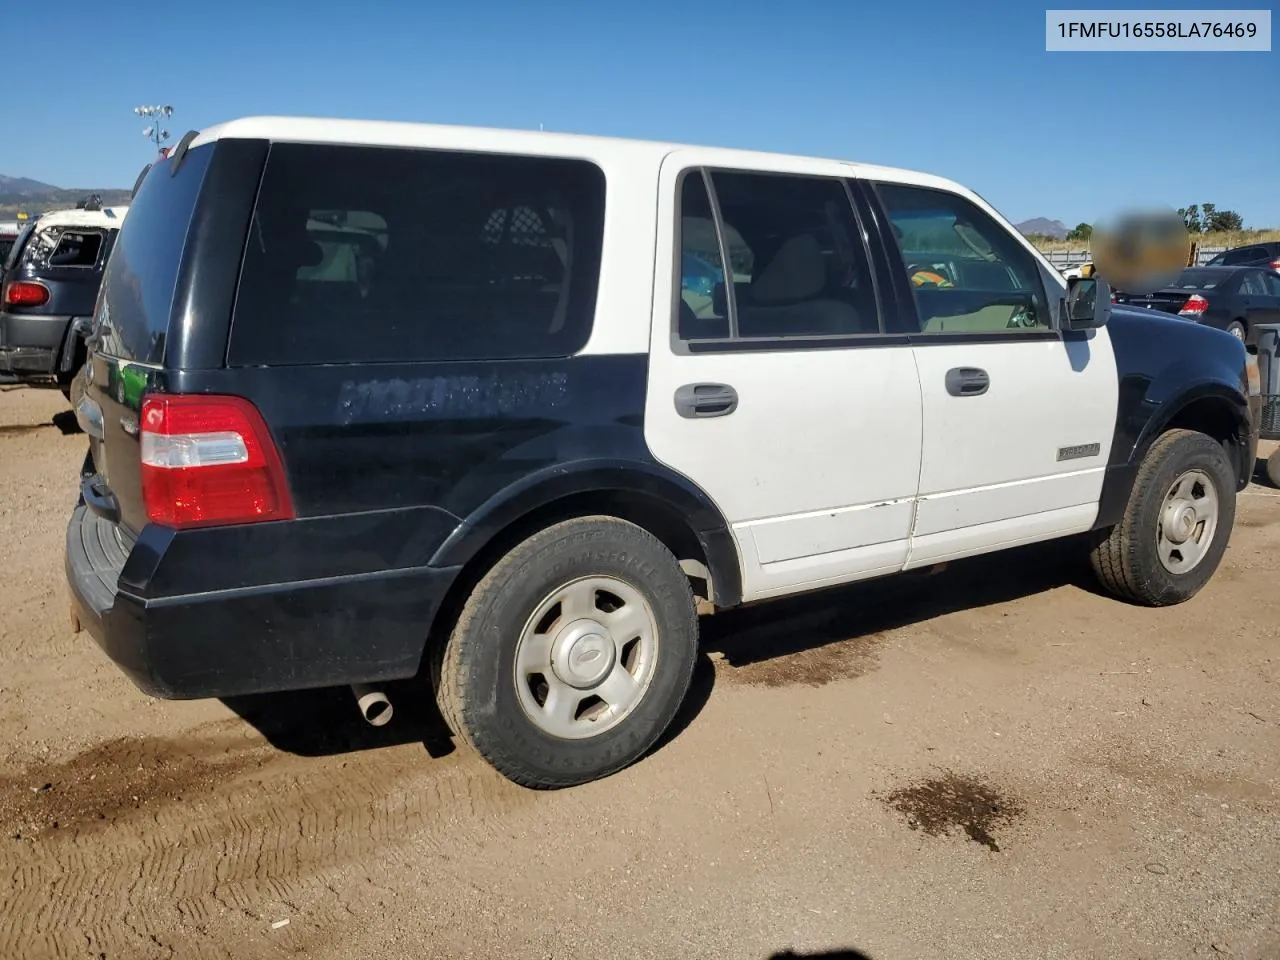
<box><xmin>81</xmin><ymin>145</ymin><xmax>216</xmax><ymax>536</ymax></box>
<box><xmin>864</xmin><ymin>179</ymin><xmax>1117</xmax><ymax>566</ymax></box>
<box><xmin>645</xmin><ymin>155</ymin><xmax>924</xmax><ymax>602</ymax></box>
<box><xmin>1256</xmin><ymin>271</ymin><xmax>1280</xmax><ymax>327</ymax></box>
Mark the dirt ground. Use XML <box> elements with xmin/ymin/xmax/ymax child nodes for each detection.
<box><xmin>1</xmin><ymin>385</ymin><xmax>1277</xmax><ymax>960</ymax></box>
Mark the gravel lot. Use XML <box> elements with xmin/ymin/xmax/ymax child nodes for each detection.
<box><xmin>1</xmin><ymin>385</ymin><xmax>1278</xmax><ymax>960</ymax></box>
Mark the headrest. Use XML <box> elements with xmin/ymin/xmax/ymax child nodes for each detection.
<box><xmin>750</xmin><ymin>234</ymin><xmax>825</xmax><ymax>303</ymax></box>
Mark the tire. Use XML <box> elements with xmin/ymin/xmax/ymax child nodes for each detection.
<box><xmin>1225</xmin><ymin>320</ymin><xmax>1246</xmax><ymax>342</ymax></box>
<box><xmin>435</xmin><ymin>516</ymin><xmax>698</xmax><ymax>788</ymax></box>
<box><xmin>1266</xmin><ymin>448</ymin><xmax>1280</xmax><ymax>489</ymax></box>
<box><xmin>1090</xmin><ymin>428</ymin><xmax>1236</xmax><ymax>606</ymax></box>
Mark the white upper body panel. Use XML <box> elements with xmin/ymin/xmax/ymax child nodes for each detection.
<box><xmin>187</xmin><ymin>116</ymin><xmax>1059</xmax><ymax>355</ymax></box>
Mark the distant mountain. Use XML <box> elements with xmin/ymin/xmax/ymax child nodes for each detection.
<box><xmin>0</xmin><ymin>174</ymin><xmax>130</xmax><ymax>219</ymax></box>
<box><xmin>1015</xmin><ymin>217</ymin><xmax>1069</xmax><ymax>239</ymax></box>
<box><xmin>0</xmin><ymin>174</ymin><xmax>60</xmax><ymax>195</ymax></box>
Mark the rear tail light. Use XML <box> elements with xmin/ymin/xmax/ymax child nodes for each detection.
<box><xmin>1269</xmin><ymin>258</ymin><xmax>1280</xmax><ymax>272</ymax></box>
<box><xmin>1178</xmin><ymin>294</ymin><xmax>1209</xmax><ymax>317</ymax></box>
<box><xmin>140</xmin><ymin>394</ymin><xmax>294</xmax><ymax>528</ymax></box>
<box><xmin>2</xmin><ymin>280</ymin><xmax>50</xmax><ymax>307</ymax></box>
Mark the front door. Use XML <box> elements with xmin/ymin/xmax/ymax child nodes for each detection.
<box><xmin>866</xmin><ymin>179</ymin><xmax>1118</xmax><ymax>567</ymax></box>
<box><xmin>644</xmin><ymin>156</ymin><xmax>924</xmax><ymax>602</ymax></box>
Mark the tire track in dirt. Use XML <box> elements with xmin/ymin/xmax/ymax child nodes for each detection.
<box><xmin>0</xmin><ymin>719</ymin><xmax>540</xmax><ymax>959</ymax></box>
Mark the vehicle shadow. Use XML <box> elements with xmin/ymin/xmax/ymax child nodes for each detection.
<box><xmin>701</xmin><ymin>537</ymin><xmax>1096</xmax><ymax>670</ymax></box>
<box><xmin>768</xmin><ymin>951</ymin><xmax>876</xmax><ymax>960</ymax></box>
<box><xmin>221</xmin><ymin>651</ymin><xmax>717</xmax><ymax>763</ymax></box>
<box><xmin>223</xmin><ymin>538</ymin><xmax>1090</xmax><ymax>764</ymax></box>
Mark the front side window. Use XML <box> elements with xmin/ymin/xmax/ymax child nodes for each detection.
<box><xmin>230</xmin><ymin>144</ymin><xmax>605</xmax><ymax>366</ymax></box>
<box><xmin>875</xmin><ymin>182</ymin><xmax>1050</xmax><ymax>334</ymax></box>
<box><xmin>675</xmin><ymin>169</ymin><xmax>879</xmax><ymax>343</ymax></box>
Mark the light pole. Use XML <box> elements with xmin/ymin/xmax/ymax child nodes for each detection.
<box><xmin>134</xmin><ymin>104</ymin><xmax>174</xmax><ymax>156</ymax></box>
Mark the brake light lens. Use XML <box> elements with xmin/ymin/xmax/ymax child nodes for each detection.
<box><xmin>2</xmin><ymin>281</ymin><xmax>50</xmax><ymax>307</ymax></box>
<box><xmin>1269</xmin><ymin>258</ymin><xmax>1280</xmax><ymax>272</ymax></box>
<box><xmin>140</xmin><ymin>394</ymin><xmax>294</xmax><ymax>528</ymax></box>
<box><xmin>1178</xmin><ymin>294</ymin><xmax>1208</xmax><ymax>317</ymax></box>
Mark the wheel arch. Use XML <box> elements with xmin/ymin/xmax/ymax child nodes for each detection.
<box><xmin>429</xmin><ymin>459</ymin><xmax>744</xmax><ymax>614</ymax></box>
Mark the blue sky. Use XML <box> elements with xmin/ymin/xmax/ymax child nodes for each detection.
<box><xmin>4</xmin><ymin>0</ymin><xmax>1276</xmax><ymax>227</ymax></box>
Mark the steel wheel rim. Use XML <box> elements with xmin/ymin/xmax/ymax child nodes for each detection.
<box><xmin>1230</xmin><ymin>325</ymin><xmax>1244</xmax><ymax>340</ymax></box>
<box><xmin>513</xmin><ymin>576</ymin><xmax>659</xmax><ymax>740</ymax></box>
<box><xmin>1156</xmin><ymin>468</ymin><xmax>1219</xmax><ymax>574</ymax></box>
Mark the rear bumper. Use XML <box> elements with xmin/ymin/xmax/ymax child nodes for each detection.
<box><xmin>66</xmin><ymin>504</ymin><xmax>461</xmax><ymax>699</ymax></box>
<box><xmin>0</xmin><ymin>312</ymin><xmax>72</xmax><ymax>374</ymax></box>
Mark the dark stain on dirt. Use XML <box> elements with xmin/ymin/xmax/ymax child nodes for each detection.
<box><xmin>0</xmin><ymin>726</ymin><xmax>270</xmax><ymax>838</ymax></box>
<box><xmin>880</xmin><ymin>772</ymin><xmax>1024</xmax><ymax>852</ymax></box>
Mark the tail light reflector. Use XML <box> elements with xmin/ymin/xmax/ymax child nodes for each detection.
<box><xmin>3</xmin><ymin>281</ymin><xmax>50</xmax><ymax>307</ymax></box>
<box><xmin>1269</xmin><ymin>258</ymin><xmax>1280</xmax><ymax>272</ymax></box>
<box><xmin>140</xmin><ymin>394</ymin><xmax>294</xmax><ymax>528</ymax></box>
<box><xmin>1178</xmin><ymin>295</ymin><xmax>1209</xmax><ymax>317</ymax></box>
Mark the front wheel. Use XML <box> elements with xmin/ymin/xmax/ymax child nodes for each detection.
<box><xmin>435</xmin><ymin>516</ymin><xmax>698</xmax><ymax>788</ymax></box>
<box><xmin>1225</xmin><ymin>320</ymin><xmax>1246</xmax><ymax>342</ymax></box>
<box><xmin>1090</xmin><ymin>429</ymin><xmax>1236</xmax><ymax>606</ymax></box>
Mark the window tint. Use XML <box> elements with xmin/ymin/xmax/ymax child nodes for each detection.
<box><xmin>229</xmin><ymin>144</ymin><xmax>605</xmax><ymax>365</ymax></box>
<box><xmin>676</xmin><ymin>170</ymin><xmax>879</xmax><ymax>342</ymax></box>
<box><xmin>876</xmin><ymin>182</ymin><xmax>1050</xmax><ymax>334</ymax></box>
<box><xmin>1263</xmin><ymin>272</ymin><xmax>1280</xmax><ymax>297</ymax></box>
<box><xmin>1172</xmin><ymin>270</ymin><xmax>1224</xmax><ymax>289</ymax></box>
<box><xmin>97</xmin><ymin>145</ymin><xmax>214</xmax><ymax>363</ymax></box>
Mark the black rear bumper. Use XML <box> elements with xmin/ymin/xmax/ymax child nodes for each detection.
<box><xmin>66</xmin><ymin>505</ymin><xmax>460</xmax><ymax>699</ymax></box>
<box><xmin>0</xmin><ymin>312</ymin><xmax>73</xmax><ymax>374</ymax></box>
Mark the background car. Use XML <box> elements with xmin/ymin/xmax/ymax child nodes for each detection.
<box><xmin>1204</xmin><ymin>241</ymin><xmax>1280</xmax><ymax>274</ymax></box>
<box><xmin>0</xmin><ymin>204</ymin><xmax>126</xmax><ymax>396</ymax></box>
<box><xmin>1112</xmin><ymin>265</ymin><xmax>1280</xmax><ymax>346</ymax></box>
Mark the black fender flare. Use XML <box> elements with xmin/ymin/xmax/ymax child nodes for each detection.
<box><xmin>429</xmin><ymin>458</ymin><xmax>744</xmax><ymax>607</ymax></box>
<box><xmin>1094</xmin><ymin>377</ymin><xmax>1252</xmax><ymax>529</ymax></box>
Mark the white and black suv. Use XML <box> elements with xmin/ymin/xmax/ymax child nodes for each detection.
<box><xmin>67</xmin><ymin>118</ymin><xmax>1259</xmax><ymax>788</ymax></box>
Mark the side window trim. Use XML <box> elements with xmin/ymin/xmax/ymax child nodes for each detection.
<box><xmin>702</xmin><ymin>168</ymin><xmax>739</xmax><ymax>340</ymax></box>
<box><xmin>671</xmin><ymin>166</ymin><xmax>890</xmax><ymax>352</ymax></box>
<box><xmin>867</xmin><ymin>179</ymin><xmax>1059</xmax><ymax>340</ymax></box>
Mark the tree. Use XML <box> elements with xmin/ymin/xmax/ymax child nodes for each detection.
<box><xmin>1205</xmin><ymin>208</ymin><xmax>1244</xmax><ymax>232</ymax></box>
<box><xmin>1177</xmin><ymin>205</ymin><xmax>1202</xmax><ymax>233</ymax></box>
<box><xmin>1066</xmin><ymin>222</ymin><xmax>1093</xmax><ymax>242</ymax></box>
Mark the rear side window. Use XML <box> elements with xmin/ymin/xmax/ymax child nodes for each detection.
<box><xmin>96</xmin><ymin>146</ymin><xmax>214</xmax><ymax>363</ymax></box>
<box><xmin>229</xmin><ymin>144</ymin><xmax>606</xmax><ymax>365</ymax></box>
<box><xmin>1222</xmin><ymin>246</ymin><xmax>1261</xmax><ymax>265</ymax></box>
<box><xmin>47</xmin><ymin>230</ymin><xmax>104</xmax><ymax>268</ymax></box>
<box><xmin>675</xmin><ymin>169</ymin><xmax>879</xmax><ymax>344</ymax></box>
<box><xmin>19</xmin><ymin>225</ymin><xmax>104</xmax><ymax>268</ymax></box>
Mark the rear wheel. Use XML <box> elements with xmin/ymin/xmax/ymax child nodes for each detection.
<box><xmin>1090</xmin><ymin>429</ymin><xmax>1236</xmax><ymax>606</ymax></box>
<box><xmin>435</xmin><ymin>516</ymin><xmax>698</xmax><ymax>788</ymax></box>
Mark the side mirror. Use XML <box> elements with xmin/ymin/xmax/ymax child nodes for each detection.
<box><xmin>1063</xmin><ymin>277</ymin><xmax>1111</xmax><ymax>331</ymax></box>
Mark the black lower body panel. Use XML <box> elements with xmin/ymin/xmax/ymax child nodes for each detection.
<box><xmin>66</xmin><ymin>505</ymin><xmax>460</xmax><ymax>699</ymax></box>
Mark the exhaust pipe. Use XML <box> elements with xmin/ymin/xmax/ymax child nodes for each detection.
<box><xmin>351</xmin><ymin>683</ymin><xmax>393</xmax><ymax>727</ymax></box>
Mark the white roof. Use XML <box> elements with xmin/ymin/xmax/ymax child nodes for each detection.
<box><xmin>30</xmin><ymin>207</ymin><xmax>128</xmax><ymax>231</ymax></box>
<box><xmin>190</xmin><ymin>116</ymin><xmax>962</xmax><ymax>193</ymax></box>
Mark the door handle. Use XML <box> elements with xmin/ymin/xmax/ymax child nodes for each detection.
<box><xmin>674</xmin><ymin>383</ymin><xmax>739</xmax><ymax>419</ymax></box>
<box><xmin>945</xmin><ymin>367</ymin><xmax>990</xmax><ymax>397</ymax></box>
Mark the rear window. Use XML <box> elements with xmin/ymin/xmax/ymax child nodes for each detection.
<box><xmin>95</xmin><ymin>145</ymin><xmax>213</xmax><ymax>363</ymax></box>
<box><xmin>228</xmin><ymin>143</ymin><xmax>606</xmax><ymax>366</ymax></box>
<box><xmin>1171</xmin><ymin>270</ymin><xmax>1226</xmax><ymax>289</ymax></box>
